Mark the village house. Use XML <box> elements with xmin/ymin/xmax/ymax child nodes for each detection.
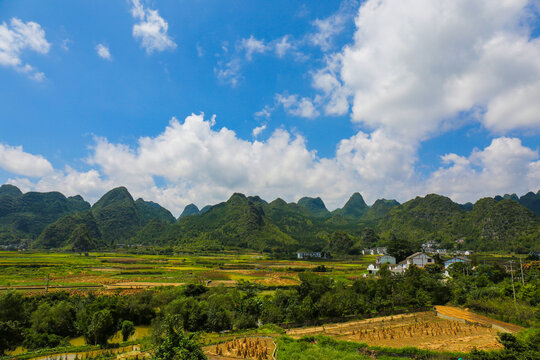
<box><xmin>376</xmin><ymin>254</ymin><xmax>396</xmax><ymax>265</ymax></box>
<box><xmin>444</xmin><ymin>256</ymin><xmax>471</xmax><ymax>269</ymax></box>
<box><xmin>400</xmin><ymin>252</ymin><xmax>434</xmax><ymax>269</ymax></box>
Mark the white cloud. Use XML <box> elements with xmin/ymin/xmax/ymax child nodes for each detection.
<box><xmin>61</xmin><ymin>38</ymin><xmax>71</xmax><ymax>51</ymax></box>
<box><xmin>239</xmin><ymin>35</ymin><xmax>268</xmax><ymax>60</ymax></box>
<box><xmin>276</xmin><ymin>94</ymin><xmax>320</xmax><ymax>119</ymax></box>
<box><xmin>274</xmin><ymin>36</ymin><xmax>293</xmax><ymax>58</ymax></box>
<box><xmin>426</xmin><ymin>137</ymin><xmax>540</xmax><ymax>203</ymax></box>
<box><xmin>308</xmin><ymin>0</ymin><xmax>358</xmax><ymax>51</ymax></box>
<box><xmin>252</xmin><ymin>124</ymin><xmax>267</xmax><ymax>137</ymax></box>
<box><xmin>4</xmin><ymin>115</ymin><xmax>540</xmax><ymax>216</ymax></box>
<box><xmin>95</xmin><ymin>43</ymin><xmax>112</xmax><ymax>60</ymax></box>
<box><xmin>254</xmin><ymin>105</ymin><xmax>273</xmax><ymax>119</ymax></box>
<box><xmin>317</xmin><ymin>0</ymin><xmax>540</xmax><ymax>138</ymax></box>
<box><xmin>130</xmin><ymin>0</ymin><xmax>176</xmax><ymax>54</ymax></box>
<box><xmin>0</xmin><ymin>144</ymin><xmax>53</xmax><ymax>177</ymax></box>
<box><xmin>215</xmin><ymin>58</ymin><xmax>242</xmax><ymax>87</ymax></box>
<box><xmin>0</xmin><ymin>18</ymin><xmax>50</xmax><ymax>80</ymax></box>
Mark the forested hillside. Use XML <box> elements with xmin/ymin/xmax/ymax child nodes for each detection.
<box><xmin>1</xmin><ymin>184</ymin><xmax>538</xmax><ymax>253</ymax></box>
<box><xmin>0</xmin><ymin>184</ymin><xmax>90</xmax><ymax>244</ymax></box>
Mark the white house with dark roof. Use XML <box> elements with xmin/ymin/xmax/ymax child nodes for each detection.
<box><xmin>400</xmin><ymin>252</ymin><xmax>434</xmax><ymax>269</ymax></box>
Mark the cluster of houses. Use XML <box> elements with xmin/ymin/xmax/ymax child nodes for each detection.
<box><xmin>361</xmin><ymin>247</ymin><xmax>388</xmax><ymax>255</ymax></box>
<box><xmin>421</xmin><ymin>240</ymin><xmax>474</xmax><ymax>256</ymax></box>
<box><xmin>367</xmin><ymin>252</ymin><xmax>472</xmax><ymax>275</ymax></box>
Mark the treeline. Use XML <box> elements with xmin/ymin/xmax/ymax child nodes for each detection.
<box><xmin>1</xmin><ymin>260</ymin><xmax>538</xmax><ymax>356</ymax></box>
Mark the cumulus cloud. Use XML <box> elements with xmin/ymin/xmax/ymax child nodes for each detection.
<box><xmin>239</xmin><ymin>35</ymin><xmax>268</xmax><ymax>60</ymax></box>
<box><xmin>0</xmin><ymin>18</ymin><xmax>50</xmax><ymax>80</ymax></box>
<box><xmin>276</xmin><ymin>94</ymin><xmax>319</xmax><ymax>119</ymax></box>
<box><xmin>425</xmin><ymin>137</ymin><xmax>540</xmax><ymax>203</ymax></box>
<box><xmin>0</xmin><ymin>144</ymin><xmax>53</xmax><ymax>177</ymax></box>
<box><xmin>95</xmin><ymin>43</ymin><xmax>111</xmax><ymax>60</ymax></box>
<box><xmin>317</xmin><ymin>0</ymin><xmax>540</xmax><ymax>138</ymax></box>
<box><xmin>274</xmin><ymin>36</ymin><xmax>294</xmax><ymax>58</ymax></box>
<box><xmin>3</xmin><ymin>115</ymin><xmax>540</xmax><ymax>215</ymax></box>
<box><xmin>252</xmin><ymin>124</ymin><xmax>267</xmax><ymax>137</ymax></box>
<box><xmin>131</xmin><ymin>0</ymin><xmax>176</xmax><ymax>54</ymax></box>
<box><xmin>308</xmin><ymin>0</ymin><xmax>358</xmax><ymax>51</ymax></box>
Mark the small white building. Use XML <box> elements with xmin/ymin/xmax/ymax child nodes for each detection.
<box><xmin>401</xmin><ymin>252</ymin><xmax>434</xmax><ymax>269</ymax></box>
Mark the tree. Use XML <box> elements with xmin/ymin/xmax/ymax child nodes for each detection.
<box><xmin>121</xmin><ymin>320</ymin><xmax>135</xmax><ymax>342</ymax></box>
<box><xmin>153</xmin><ymin>315</ymin><xmax>207</xmax><ymax>360</ymax></box>
<box><xmin>387</xmin><ymin>234</ymin><xmax>419</xmax><ymax>262</ymax></box>
<box><xmin>327</xmin><ymin>231</ymin><xmax>354</xmax><ymax>254</ymax></box>
<box><xmin>85</xmin><ymin>309</ymin><xmax>117</xmax><ymax>346</ymax></box>
<box><xmin>361</xmin><ymin>228</ymin><xmax>379</xmax><ymax>247</ymax></box>
<box><xmin>0</xmin><ymin>321</ymin><xmax>23</xmax><ymax>355</ymax></box>
<box><xmin>69</xmin><ymin>224</ymin><xmax>94</xmax><ymax>254</ymax></box>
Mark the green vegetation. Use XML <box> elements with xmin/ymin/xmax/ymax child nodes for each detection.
<box><xmin>1</xmin><ymin>184</ymin><xmax>538</xmax><ymax>253</ymax></box>
<box><xmin>0</xmin><ymin>184</ymin><xmax>89</xmax><ymax>245</ymax></box>
<box><xmin>276</xmin><ymin>336</ymin><xmax>468</xmax><ymax>360</ymax></box>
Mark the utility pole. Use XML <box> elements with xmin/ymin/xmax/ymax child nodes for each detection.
<box><xmin>46</xmin><ymin>273</ymin><xmax>50</xmax><ymax>293</ymax></box>
<box><xmin>510</xmin><ymin>261</ymin><xmax>517</xmax><ymax>312</ymax></box>
<box><xmin>520</xmin><ymin>257</ymin><xmax>525</xmax><ymax>286</ymax></box>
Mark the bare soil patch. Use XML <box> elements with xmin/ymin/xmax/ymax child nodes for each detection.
<box><xmin>286</xmin><ymin>311</ymin><xmax>506</xmax><ymax>352</ymax></box>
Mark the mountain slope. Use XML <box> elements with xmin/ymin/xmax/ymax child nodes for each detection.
<box><xmin>465</xmin><ymin>198</ymin><xmax>540</xmax><ymax>251</ymax></box>
<box><xmin>135</xmin><ymin>198</ymin><xmax>175</xmax><ymax>224</ymax></box>
<box><xmin>162</xmin><ymin>193</ymin><xmax>296</xmax><ymax>251</ymax></box>
<box><xmin>378</xmin><ymin>194</ymin><xmax>467</xmax><ymax>242</ymax></box>
<box><xmin>297</xmin><ymin>197</ymin><xmax>330</xmax><ymax>217</ymax></box>
<box><xmin>178</xmin><ymin>204</ymin><xmax>200</xmax><ymax>219</ymax></box>
<box><xmin>0</xmin><ymin>186</ymin><xmax>90</xmax><ymax>244</ymax></box>
<box><xmin>333</xmin><ymin>193</ymin><xmax>368</xmax><ymax>218</ymax></box>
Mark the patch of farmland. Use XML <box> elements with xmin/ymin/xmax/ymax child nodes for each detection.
<box><xmin>286</xmin><ymin>311</ymin><xmax>507</xmax><ymax>352</ymax></box>
<box><xmin>204</xmin><ymin>337</ymin><xmax>276</xmax><ymax>360</ymax></box>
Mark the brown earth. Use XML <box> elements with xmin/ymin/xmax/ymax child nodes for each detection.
<box><xmin>435</xmin><ymin>305</ymin><xmax>523</xmax><ymax>333</ymax></box>
<box><xmin>286</xmin><ymin>311</ymin><xmax>507</xmax><ymax>352</ymax></box>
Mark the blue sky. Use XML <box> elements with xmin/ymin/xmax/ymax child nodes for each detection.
<box><xmin>1</xmin><ymin>0</ymin><xmax>539</xmax><ymax>215</ymax></box>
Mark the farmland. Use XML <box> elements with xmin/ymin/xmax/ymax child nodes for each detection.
<box><xmin>0</xmin><ymin>250</ymin><xmax>537</xmax><ymax>360</ymax></box>
<box><xmin>285</xmin><ymin>310</ymin><xmax>515</xmax><ymax>352</ymax></box>
<box><xmin>0</xmin><ymin>251</ymin><xmax>375</xmax><ymax>293</ymax></box>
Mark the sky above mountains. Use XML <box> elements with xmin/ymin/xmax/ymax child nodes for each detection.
<box><xmin>1</xmin><ymin>0</ymin><xmax>540</xmax><ymax>215</ymax></box>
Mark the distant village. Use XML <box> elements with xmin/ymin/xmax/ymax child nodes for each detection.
<box><xmin>297</xmin><ymin>240</ymin><xmax>476</xmax><ymax>276</ymax></box>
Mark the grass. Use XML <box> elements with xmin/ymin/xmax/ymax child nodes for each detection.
<box><xmin>276</xmin><ymin>336</ymin><xmax>470</xmax><ymax>360</ymax></box>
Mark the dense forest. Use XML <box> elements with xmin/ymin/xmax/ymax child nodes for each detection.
<box><xmin>0</xmin><ymin>258</ymin><xmax>538</xmax><ymax>358</ymax></box>
<box><xmin>0</xmin><ymin>184</ymin><xmax>539</xmax><ymax>253</ymax></box>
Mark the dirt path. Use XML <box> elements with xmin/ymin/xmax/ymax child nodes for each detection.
<box><xmin>435</xmin><ymin>306</ymin><xmax>522</xmax><ymax>333</ymax></box>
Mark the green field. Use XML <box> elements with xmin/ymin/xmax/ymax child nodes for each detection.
<box><xmin>0</xmin><ymin>251</ymin><xmax>377</xmax><ymax>291</ymax></box>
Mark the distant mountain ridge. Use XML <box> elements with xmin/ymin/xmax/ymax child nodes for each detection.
<box><xmin>494</xmin><ymin>190</ymin><xmax>540</xmax><ymax>217</ymax></box>
<box><xmin>1</xmin><ymin>184</ymin><xmax>538</xmax><ymax>253</ymax></box>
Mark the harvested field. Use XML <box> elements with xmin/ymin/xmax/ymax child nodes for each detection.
<box><xmin>204</xmin><ymin>337</ymin><xmax>275</xmax><ymax>360</ymax></box>
<box><xmin>286</xmin><ymin>311</ymin><xmax>507</xmax><ymax>352</ymax></box>
<box><xmin>435</xmin><ymin>305</ymin><xmax>522</xmax><ymax>333</ymax></box>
